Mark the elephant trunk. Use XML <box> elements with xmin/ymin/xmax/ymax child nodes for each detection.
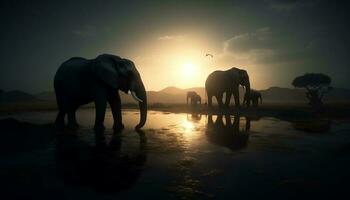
<box><xmin>137</xmin><ymin>97</ymin><xmax>147</xmax><ymax>129</ymax></box>
<box><xmin>131</xmin><ymin>77</ymin><xmax>147</xmax><ymax>130</ymax></box>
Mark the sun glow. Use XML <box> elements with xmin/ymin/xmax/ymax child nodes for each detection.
<box><xmin>181</xmin><ymin>62</ymin><xmax>198</xmax><ymax>78</ymax></box>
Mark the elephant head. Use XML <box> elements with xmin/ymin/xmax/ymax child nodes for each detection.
<box><xmin>239</xmin><ymin>69</ymin><xmax>250</xmax><ymax>105</ymax></box>
<box><xmin>229</xmin><ymin>68</ymin><xmax>250</xmax><ymax>106</ymax></box>
<box><xmin>94</xmin><ymin>54</ymin><xmax>147</xmax><ymax>129</ymax></box>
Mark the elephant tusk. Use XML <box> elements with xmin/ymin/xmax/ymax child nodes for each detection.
<box><xmin>131</xmin><ymin>91</ymin><xmax>143</xmax><ymax>103</ymax></box>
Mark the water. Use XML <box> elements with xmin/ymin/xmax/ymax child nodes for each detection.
<box><xmin>1</xmin><ymin>109</ymin><xmax>350</xmax><ymax>199</ymax></box>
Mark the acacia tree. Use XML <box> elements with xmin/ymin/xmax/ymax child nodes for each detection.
<box><xmin>292</xmin><ymin>73</ymin><xmax>332</xmax><ymax>107</ymax></box>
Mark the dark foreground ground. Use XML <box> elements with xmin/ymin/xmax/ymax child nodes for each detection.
<box><xmin>0</xmin><ymin>105</ymin><xmax>350</xmax><ymax>199</ymax></box>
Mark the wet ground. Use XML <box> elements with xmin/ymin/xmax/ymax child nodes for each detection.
<box><xmin>1</xmin><ymin>109</ymin><xmax>350</xmax><ymax>199</ymax></box>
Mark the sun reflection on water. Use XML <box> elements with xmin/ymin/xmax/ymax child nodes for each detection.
<box><xmin>182</xmin><ymin>119</ymin><xmax>195</xmax><ymax>132</ymax></box>
<box><xmin>180</xmin><ymin>117</ymin><xmax>204</xmax><ymax>144</ymax></box>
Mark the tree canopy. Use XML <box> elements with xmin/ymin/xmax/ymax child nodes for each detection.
<box><xmin>292</xmin><ymin>73</ymin><xmax>331</xmax><ymax>89</ymax></box>
<box><xmin>292</xmin><ymin>73</ymin><xmax>332</xmax><ymax>108</ymax></box>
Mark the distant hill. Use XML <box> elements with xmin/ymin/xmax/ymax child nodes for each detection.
<box><xmin>35</xmin><ymin>91</ymin><xmax>56</xmax><ymax>101</ymax></box>
<box><xmin>1</xmin><ymin>86</ymin><xmax>349</xmax><ymax>105</ymax></box>
<box><xmin>160</xmin><ymin>86</ymin><xmax>204</xmax><ymax>95</ymax></box>
<box><xmin>260</xmin><ymin>87</ymin><xmax>350</xmax><ymax>103</ymax></box>
<box><xmin>259</xmin><ymin>87</ymin><xmax>306</xmax><ymax>103</ymax></box>
<box><xmin>155</xmin><ymin>86</ymin><xmax>350</xmax><ymax>104</ymax></box>
<box><xmin>0</xmin><ymin>90</ymin><xmax>39</xmax><ymax>103</ymax></box>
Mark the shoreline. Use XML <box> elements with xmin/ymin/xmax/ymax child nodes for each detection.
<box><xmin>2</xmin><ymin>101</ymin><xmax>350</xmax><ymax>123</ymax></box>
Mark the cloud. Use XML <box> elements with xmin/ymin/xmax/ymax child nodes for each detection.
<box><xmin>157</xmin><ymin>34</ymin><xmax>187</xmax><ymax>41</ymax></box>
<box><xmin>267</xmin><ymin>0</ymin><xmax>315</xmax><ymax>12</ymax></box>
<box><xmin>269</xmin><ymin>1</ymin><xmax>297</xmax><ymax>12</ymax></box>
<box><xmin>221</xmin><ymin>26</ymin><xmax>320</xmax><ymax>67</ymax></box>
<box><xmin>223</xmin><ymin>27</ymin><xmax>274</xmax><ymax>59</ymax></box>
<box><xmin>72</xmin><ymin>25</ymin><xmax>97</xmax><ymax>37</ymax></box>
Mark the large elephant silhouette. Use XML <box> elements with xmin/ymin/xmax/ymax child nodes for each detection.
<box><xmin>186</xmin><ymin>91</ymin><xmax>201</xmax><ymax>106</ymax></box>
<box><xmin>206</xmin><ymin>114</ymin><xmax>251</xmax><ymax>151</ymax></box>
<box><xmin>205</xmin><ymin>67</ymin><xmax>250</xmax><ymax>108</ymax></box>
<box><xmin>54</xmin><ymin>54</ymin><xmax>147</xmax><ymax>131</ymax></box>
<box><xmin>243</xmin><ymin>89</ymin><xmax>262</xmax><ymax>107</ymax></box>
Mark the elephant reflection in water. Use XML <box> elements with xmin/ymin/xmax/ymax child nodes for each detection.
<box><xmin>206</xmin><ymin>114</ymin><xmax>251</xmax><ymax>151</ymax></box>
<box><xmin>55</xmin><ymin>131</ymin><xmax>147</xmax><ymax>193</ymax></box>
<box><xmin>187</xmin><ymin>113</ymin><xmax>202</xmax><ymax>122</ymax></box>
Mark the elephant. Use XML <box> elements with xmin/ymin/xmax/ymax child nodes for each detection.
<box><xmin>205</xmin><ymin>67</ymin><xmax>250</xmax><ymax>108</ymax></box>
<box><xmin>186</xmin><ymin>91</ymin><xmax>201</xmax><ymax>106</ymax></box>
<box><xmin>206</xmin><ymin>114</ymin><xmax>251</xmax><ymax>151</ymax></box>
<box><xmin>54</xmin><ymin>54</ymin><xmax>147</xmax><ymax>131</ymax></box>
<box><xmin>243</xmin><ymin>89</ymin><xmax>262</xmax><ymax>107</ymax></box>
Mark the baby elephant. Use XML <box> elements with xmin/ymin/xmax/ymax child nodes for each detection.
<box><xmin>243</xmin><ymin>89</ymin><xmax>262</xmax><ymax>107</ymax></box>
<box><xmin>186</xmin><ymin>91</ymin><xmax>201</xmax><ymax>106</ymax></box>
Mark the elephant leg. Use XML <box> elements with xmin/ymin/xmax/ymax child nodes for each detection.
<box><xmin>253</xmin><ymin>99</ymin><xmax>258</xmax><ymax>107</ymax></box>
<box><xmin>55</xmin><ymin>110</ymin><xmax>66</xmax><ymax>129</ymax></box>
<box><xmin>94</xmin><ymin>92</ymin><xmax>107</xmax><ymax>132</ymax></box>
<box><xmin>233</xmin><ymin>88</ymin><xmax>240</xmax><ymax>108</ymax></box>
<box><xmin>225</xmin><ymin>91</ymin><xmax>232</xmax><ymax>107</ymax></box>
<box><xmin>245</xmin><ymin>118</ymin><xmax>251</xmax><ymax>131</ymax></box>
<box><xmin>67</xmin><ymin>110</ymin><xmax>79</xmax><ymax>129</ymax></box>
<box><xmin>107</xmin><ymin>92</ymin><xmax>124</xmax><ymax>132</ymax></box>
<box><xmin>216</xmin><ymin>94</ymin><xmax>224</xmax><ymax>108</ymax></box>
<box><xmin>208</xmin><ymin>94</ymin><xmax>213</xmax><ymax>107</ymax></box>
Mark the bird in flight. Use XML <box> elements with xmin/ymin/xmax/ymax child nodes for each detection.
<box><xmin>205</xmin><ymin>53</ymin><xmax>213</xmax><ymax>58</ymax></box>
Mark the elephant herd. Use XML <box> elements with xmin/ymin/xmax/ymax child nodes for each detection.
<box><xmin>54</xmin><ymin>54</ymin><xmax>262</xmax><ymax>131</ymax></box>
<box><xmin>187</xmin><ymin>68</ymin><xmax>262</xmax><ymax>108</ymax></box>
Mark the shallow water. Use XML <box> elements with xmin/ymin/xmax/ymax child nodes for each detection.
<box><xmin>1</xmin><ymin>109</ymin><xmax>350</xmax><ymax>199</ymax></box>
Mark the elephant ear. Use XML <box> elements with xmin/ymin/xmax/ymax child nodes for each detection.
<box><xmin>114</xmin><ymin>58</ymin><xmax>136</xmax><ymax>79</ymax></box>
<box><xmin>239</xmin><ymin>69</ymin><xmax>247</xmax><ymax>77</ymax></box>
<box><xmin>239</xmin><ymin>69</ymin><xmax>249</xmax><ymax>82</ymax></box>
<box><xmin>93</xmin><ymin>56</ymin><xmax>121</xmax><ymax>89</ymax></box>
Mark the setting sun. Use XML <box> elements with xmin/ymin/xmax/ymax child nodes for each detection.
<box><xmin>181</xmin><ymin>62</ymin><xmax>197</xmax><ymax>78</ymax></box>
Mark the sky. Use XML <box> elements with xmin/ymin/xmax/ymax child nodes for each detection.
<box><xmin>0</xmin><ymin>0</ymin><xmax>349</xmax><ymax>93</ymax></box>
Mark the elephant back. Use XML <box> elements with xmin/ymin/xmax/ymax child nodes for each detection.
<box><xmin>206</xmin><ymin>70</ymin><xmax>234</xmax><ymax>92</ymax></box>
<box><xmin>54</xmin><ymin>57</ymin><xmax>90</xmax><ymax>87</ymax></box>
